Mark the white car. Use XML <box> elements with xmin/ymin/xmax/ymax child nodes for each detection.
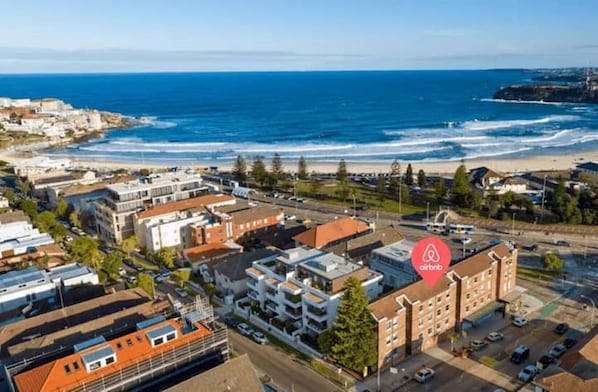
<box><xmin>284</xmin><ymin>214</ymin><xmax>297</xmax><ymax>221</ymax></box>
<box><xmin>549</xmin><ymin>343</ymin><xmax>566</xmax><ymax>358</ymax></box>
<box><xmin>413</xmin><ymin>367</ymin><xmax>435</xmax><ymax>383</ymax></box>
<box><xmin>513</xmin><ymin>316</ymin><xmax>528</xmax><ymax>327</ymax></box>
<box><xmin>486</xmin><ymin>332</ymin><xmax>505</xmax><ymax>342</ymax></box>
<box><xmin>118</xmin><ymin>267</ymin><xmax>127</xmax><ymax>277</ymax></box>
<box><xmin>237</xmin><ymin>323</ymin><xmax>254</xmax><ymax>336</ymax></box>
<box><xmin>518</xmin><ymin>365</ymin><xmax>538</xmax><ymax>382</ymax></box>
<box><xmin>470</xmin><ymin>339</ymin><xmax>488</xmax><ymax>351</ymax></box>
<box><xmin>156</xmin><ymin>272</ymin><xmax>171</xmax><ymax>283</ymax></box>
<box><xmin>461</xmin><ymin>237</ymin><xmax>472</xmax><ymax>244</ymax></box>
<box><xmin>252</xmin><ymin>331</ymin><xmax>269</xmax><ymax>344</ymax></box>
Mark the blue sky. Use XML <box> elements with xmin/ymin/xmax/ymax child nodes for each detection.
<box><xmin>1</xmin><ymin>0</ymin><xmax>597</xmax><ymax>73</ymax></box>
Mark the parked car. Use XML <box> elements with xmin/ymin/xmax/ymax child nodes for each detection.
<box><xmin>470</xmin><ymin>339</ymin><xmax>488</xmax><ymax>351</ymax></box>
<box><xmin>511</xmin><ymin>345</ymin><xmax>530</xmax><ymax>364</ymax></box>
<box><xmin>554</xmin><ymin>323</ymin><xmax>569</xmax><ymax>334</ymax></box>
<box><xmin>118</xmin><ymin>267</ymin><xmax>127</xmax><ymax>277</ymax></box>
<box><xmin>156</xmin><ymin>272</ymin><xmax>171</xmax><ymax>283</ymax></box>
<box><xmin>124</xmin><ymin>258</ymin><xmax>135</xmax><ymax>267</ymax></box>
<box><xmin>237</xmin><ymin>323</ymin><xmax>254</xmax><ymax>336</ymax></box>
<box><xmin>549</xmin><ymin>344</ymin><xmax>566</xmax><ymax>358</ymax></box>
<box><xmin>133</xmin><ymin>264</ymin><xmax>144</xmax><ymax>272</ymax></box>
<box><xmin>64</xmin><ymin>235</ymin><xmax>74</xmax><ymax>243</ymax></box>
<box><xmin>223</xmin><ymin>315</ymin><xmax>240</xmax><ymax>328</ymax></box>
<box><xmin>486</xmin><ymin>332</ymin><xmax>505</xmax><ymax>342</ymax></box>
<box><xmin>145</xmin><ymin>270</ymin><xmax>158</xmax><ymax>278</ymax></box>
<box><xmin>252</xmin><ymin>331</ymin><xmax>269</xmax><ymax>345</ymax></box>
<box><xmin>461</xmin><ymin>237</ymin><xmax>472</xmax><ymax>245</ymax></box>
<box><xmin>536</xmin><ymin>355</ymin><xmax>555</xmax><ymax>370</ymax></box>
<box><xmin>174</xmin><ymin>287</ymin><xmax>189</xmax><ymax>298</ymax></box>
<box><xmin>284</xmin><ymin>214</ymin><xmax>297</xmax><ymax>221</ymax></box>
<box><xmin>518</xmin><ymin>365</ymin><xmax>539</xmax><ymax>382</ymax></box>
<box><xmin>127</xmin><ymin>275</ymin><xmax>137</xmax><ymax>284</ymax></box>
<box><xmin>555</xmin><ymin>240</ymin><xmax>571</xmax><ymax>247</ymax></box>
<box><xmin>513</xmin><ymin>316</ymin><xmax>528</xmax><ymax>327</ymax></box>
<box><xmin>563</xmin><ymin>338</ymin><xmax>578</xmax><ymax>349</ymax></box>
<box><xmin>413</xmin><ymin>367</ymin><xmax>435</xmax><ymax>383</ymax></box>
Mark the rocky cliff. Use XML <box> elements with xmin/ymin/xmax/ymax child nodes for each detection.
<box><xmin>493</xmin><ymin>84</ymin><xmax>598</xmax><ymax>104</ymax></box>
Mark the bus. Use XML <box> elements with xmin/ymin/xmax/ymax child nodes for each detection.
<box><xmin>426</xmin><ymin>222</ymin><xmax>447</xmax><ymax>233</ymax></box>
<box><xmin>449</xmin><ymin>224</ymin><xmax>475</xmax><ymax>235</ymax></box>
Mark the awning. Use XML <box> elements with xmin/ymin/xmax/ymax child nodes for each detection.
<box><xmin>499</xmin><ymin>290</ymin><xmax>524</xmax><ymax>304</ymax></box>
<box><xmin>464</xmin><ymin>301</ymin><xmax>501</xmax><ymax>325</ymax></box>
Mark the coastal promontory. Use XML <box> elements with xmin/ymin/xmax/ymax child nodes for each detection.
<box><xmin>493</xmin><ymin>84</ymin><xmax>598</xmax><ymax>104</ymax></box>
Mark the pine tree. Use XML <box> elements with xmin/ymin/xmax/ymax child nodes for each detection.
<box><xmin>336</xmin><ymin>159</ymin><xmax>348</xmax><ymax>183</ymax></box>
<box><xmin>417</xmin><ymin>169</ymin><xmax>426</xmax><ymax>188</ymax></box>
<box><xmin>271</xmin><ymin>153</ymin><xmax>284</xmax><ymax>181</ymax></box>
<box><xmin>297</xmin><ymin>156</ymin><xmax>308</xmax><ymax>180</ymax></box>
<box><xmin>450</xmin><ymin>164</ymin><xmax>472</xmax><ymax>208</ymax></box>
<box><xmin>376</xmin><ymin>174</ymin><xmax>386</xmax><ymax>205</ymax></box>
<box><xmin>232</xmin><ymin>154</ymin><xmax>247</xmax><ymax>185</ymax></box>
<box><xmin>309</xmin><ymin>170</ymin><xmax>322</xmax><ymax>195</ymax></box>
<box><xmin>250</xmin><ymin>156</ymin><xmax>267</xmax><ymax>188</ymax></box>
<box><xmin>434</xmin><ymin>177</ymin><xmax>447</xmax><ymax>205</ymax></box>
<box><xmin>331</xmin><ymin>277</ymin><xmax>378</xmax><ymax>373</ymax></box>
<box><xmin>390</xmin><ymin>159</ymin><xmax>401</xmax><ymax>191</ymax></box>
<box><xmin>405</xmin><ymin>163</ymin><xmax>414</xmax><ymax>186</ymax></box>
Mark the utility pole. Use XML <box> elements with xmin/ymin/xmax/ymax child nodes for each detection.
<box><xmin>540</xmin><ymin>175</ymin><xmax>547</xmax><ymax>223</ymax></box>
<box><xmin>511</xmin><ymin>212</ymin><xmax>516</xmax><ymax>236</ymax></box>
<box><xmin>352</xmin><ymin>191</ymin><xmax>356</xmax><ymax>218</ymax></box>
<box><xmin>426</xmin><ymin>201</ymin><xmax>430</xmax><ymax>222</ymax></box>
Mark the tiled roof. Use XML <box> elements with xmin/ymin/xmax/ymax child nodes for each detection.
<box><xmin>136</xmin><ymin>194</ymin><xmax>235</xmax><ymax>219</ymax></box>
<box><xmin>212</xmin><ymin>249</ymin><xmax>278</xmax><ymax>281</ymax></box>
<box><xmin>450</xmin><ymin>243</ymin><xmax>512</xmax><ymax>278</ymax></box>
<box><xmin>183</xmin><ymin>243</ymin><xmax>239</xmax><ymax>263</ymax></box>
<box><xmin>292</xmin><ymin>217</ymin><xmax>370</xmax><ymax>249</ymax></box>
<box><xmin>328</xmin><ymin>225</ymin><xmax>404</xmax><ymax>260</ymax></box>
<box><xmin>165</xmin><ymin>354</ymin><xmax>263</xmax><ymax>392</ymax></box>
<box><xmin>370</xmin><ymin>292</ymin><xmax>405</xmax><ymax>321</ymax></box>
<box><xmin>13</xmin><ymin>319</ymin><xmax>212</xmax><ymax>392</ymax></box>
<box><xmin>228</xmin><ymin>205</ymin><xmax>283</xmax><ymax>224</ymax></box>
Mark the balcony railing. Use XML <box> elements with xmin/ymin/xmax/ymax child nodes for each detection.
<box><xmin>247</xmin><ymin>279</ymin><xmax>258</xmax><ymax>290</ymax></box>
<box><xmin>265</xmin><ymin>301</ymin><xmax>278</xmax><ymax>313</ymax></box>
<box><xmin>284</xmin><ymin>306</ymin><xmax>302</xmax><ymax>319</ymax></box>
<box><xmin>306</xmin><ymin>320</ymin><xmax>327</xmax><ymax>333</ymax></box>
<box><xmin>306</xmin><ymin>306</ymin><xmax>327</xmax><ymax>317</ymax></box>
<box><xmin>284</xmin><ymin>293</ymin><xmax>301</xmax><ymax>304</ymax></box>
<box><xmin>247</xmin><ymin>290</ymin><xmax>259</xmax><ymax>300</ymax></box>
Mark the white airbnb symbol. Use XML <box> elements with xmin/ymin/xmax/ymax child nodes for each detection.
<box><xmin>422</xmin><ymin>243</ymin><xmax>440</xmax><ymax>263</ymax></box>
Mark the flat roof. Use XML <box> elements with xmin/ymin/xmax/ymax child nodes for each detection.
<box><xmin>300</xmin><ymin>252</ymin><xmax>362</xmax><ymax>280</ymax></box>
<box><xmin>107</xmin><ymin>171</ymin><xmax>203</xmax><ymax>194</ymax></box>
<box><xmin>0</xmin><ymin>267</ymin><xmax>47</xmax><ymax>291</ymax></box>
<box><xmin>372</xmin><ymin>239</ymin><xmax>416</xmax><ymax>262</ymax></box>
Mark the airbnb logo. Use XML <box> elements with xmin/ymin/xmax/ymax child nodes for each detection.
<box><xmin>412</xmin><ymin>238</ymin><xmax>451</xmax><ymax>287</ymax></box>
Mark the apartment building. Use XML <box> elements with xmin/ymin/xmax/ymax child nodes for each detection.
<box><xmin>0</xmin><ymin>220</ymin><xmax>54</xmax><ymax>259</ymax></box>
<box><xmin>47</xmin><ymin>176</ymin><xmax>136</xmax><ymax>211</ymax></box>
<box><xmin>369</xmin><ymin>243</ymin><xmax>518</xmax><ymax>367</ymax></box>
<box><xmin>9</xmin><ymin>302</ymin><xmax>229</xmax><ymax>392</ymax></box>
<box><xmin>327</xmin><ymin>225</ymin><xmax>404</xmax><ymax>264</ymax></box>
<box><xmin>368</xmin><ymin>238</ymin><xmax>417</xmax><ymax>289</ymax></box>
<box><xmin>246</xmin><ymin>247</ymin><xmax>383</xmax><ymax>336</ymax></box>
<box><xmin>133</xmin><ymin>194</ymin><xmax>235</xmax><ymax>252</ymax></box>
<box><xmin>94</xmin><ymin>171</ymin><xmax>211</xmax><ymax>243</ymax></box>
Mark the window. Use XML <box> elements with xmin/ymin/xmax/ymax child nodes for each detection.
<box><xmin>153</xmin><ymin>337</ymin><xmax>164</xmax><ymax>346</ymax></box>
<box><xmin>488</xmin><ymin>269</ymin><xmax>493</xmax><ymax>276</ymax></box>
<box><xmin>445</xmin><ymin>318</ymin><xmax>449</xmax><ymax>324</ymax></box>
<box><xmin>427</xmin><ymin>328</ymin><xmax>432</xmax><ymax>335</ymax></box>
<box><xmin>473</xmin><ymin>302</ymin><xmax>477</xmax><ymax>308</ymax></box>
<box><xmin>436</xmin><ymin>323</ymin><xmax>440</xmax><ymax>329</ymax></box>
<box><xmin>393</xmin><ymin>317</ymin><xmax>398</xmax><ymax>326</ymax></box>
<box><xmin>419</xmin><ymin>305</ymin><xmax>424</xmax><ymax>312</ymax></box>
<box><xmin>386</xmin><ymin>336</ymin><xmax>391</xmax><ymax>345</ymax></box>
<box><xmin>116</xmin><ymin>342</ymin><xmax>122</xmax><ymax>350</ymax></box>
<box><xmin>428</xmin><ymin>300</ymin><xmax>433</xmax><ymax>308</ymax></box>
<box><xmin>466</xmin><ymin>306</ymin><xmax>470</xmax><ymax>312</ymax></box>
<box><xmin>474</xmin><ymin>277</ymin><xmax>478</xmax><ymax>283</ymax></box>
<box><xmin>445</xmin><ymin>305</ymin><xmax>449</xmax><ymax>311</ymax></box>
<box><xmin>466</xmin><ymin>293</ymin><xmax>471</xmax><ymax>300</ymax></box>
<box><xmin>64</xmin><ymin>364</ymin><xmax>71</xmax><ymax>374</ymax></box>
<box><xmin>166</xmin><ymin>333</ymin><xmax>176</xmax><ymax>341</ymax></box>
<box><xmin>436</xmin><ymin>309</ymin><xmax>441</xmax><ymax>316</ymax></box>
<box><xmin>72</xmin><ymin>361</ymin><xmax>80</xmax><ymax>371</ymax></box>
<box><xmin>89</xmin><ymin>361</ymin><xmax>101</xmax><ymax>371</ymax></box>
<box><xmin>446</xmin><ymin>292</ymin><xmax>450</xmax><ymax>298</ymax></box>
<box><xmin>386</xmin><ymin>321</ymin><xmax>392</xmax><ymax>330</ymax></box>
<box><xmin>126</xmin><ymin>339</ymin><xmax>133</xmax><ymax>346</ymax></box>
<box><xmin>106</xmin><ymin>356</ymin><xmax>115</xmax><ymax>365</ymax></box>
<box><xmin>437</xmin><ymin>296</ymin><xmax>442</xmax><ymax>303</ymax></box>
<box><xmin>418</xmin><ymin>319</ymin><xmax>424</xmax><ymax>326</ymax></box>
<box><xmin>136</xmin><ymin>335</ymin><xmax>143</xmax><ymax>343</ymax></box>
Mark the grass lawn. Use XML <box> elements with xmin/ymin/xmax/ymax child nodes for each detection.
<box><xmin>132</xmin><ymin>257</ymin><xmax>160</xmax><ymax>271</ymax></box>
<box><xmin>517</xmin><ymin>267</ymin><xmax>562</xmax><ymax>283</ymax></box>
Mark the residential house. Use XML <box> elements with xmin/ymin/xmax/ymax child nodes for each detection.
<box><xmin>577</xmin><ymin>161</ymin><xmax>598</xmax><ymax>178</ymax></box>
<box><xmin>246</xmin><ymin>247</ymin><xmax>383</xmax><ymax>337</ymax></box>
<box><xmin>486</xmin><ymin>176</ymin><xmax>529</xmax><ymax>196</ymax></box>
<box><xmin>533</xmin><ymin>325</ymin><xmax>598</xmax><ymax>392</ymax></box>
<box><xmin>182</xmin><ymin>242</ymin><xmax>243</xmax><ymax>273</ymax></box>
<box><xmin>292</xmin><ymin>217</ymin><xmax>371</xmax><ymax>249</ymax></box>
<box><xmin>469</xmin><ymin>167</ymin><xmax>504</xmax><ymax>189</ymax></box>
<box><xmin>327</xmin><ymin>225</ymin><xmax>405</xmax><ymax>264</ymax></box>
<box><xmin>31</xmin><ymin>171</ymin><xmax>97</xmax><ymax>201</ymax></box>
<box><xmin>213</xmin><ymin>249</ymin><xmax>278</xmax><ymax>300</ymax></box>
<box><xmin>14</xmin><ymin>156</ymin><xmax>71</xmax><ymax>177</ymax></box>
<box><xmin>0</xmin><ymin>220</ymin><xmax>54</xmax><ymax>259</ymax></box>
<box><xmin>94</xmin><ymin>171</ymin><xmax>211</xmax><ymax>243</ymax></box>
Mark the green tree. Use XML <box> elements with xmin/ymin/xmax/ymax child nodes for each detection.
<box><xmin>15</xmin><ymin>177</ymin><xmax>30</xmax><ymax>197</ymax></box>
<box><xmin>309</xmin><ymin>170</ymin><xmax>322</xmax><ymax>195</ymax></box>
<box><xmin>376</xmin><ymin>174</ymin><xmax>386</xmax><ymax>205</ymax></box>
<box><xmin>139</xmin><ymin>168</ymin><xmax>150</xmax><ymax>176</ymax></box>
<box><xmin>485</xmin><ymin>184</ymin><xmax>500</xmax><ymax>218</ymax></box>
<box><xmin>36</xmin><ymin>210</ymin><xmax>57</xmax><ymax>232</ymax></box>
<box><xmin>1</xmin><ymin>188</ymin><xmax>15</xmax><ymax>203</ymax></box>
<box><xmin>138</xmin><ymin>272</ymin><xmax>155</xmax><ymax>298</ymax></box>
<box><xmin>336</xmin><ymin>159</ymin><xmax>348</xmax><ymax>183</ymax></box>
<box><xmin>434</xmin><ymin>177</ymin><xmax>447</xmax><ymax>205</ymax></box>
<box><xmin>55</xmin><ymin>198</ymin><xmax>69</xmax><ymax>219</ymax></box>
<box><xmin>330</xmin><ymin>277</ymin><xmax>378</xmax><ymax>373</ymax></box>
<box><xmin>450</xmin><ymin>164</ymin><xmax>473</xmax><ymax>208</ymax></box>
<box><xmin>336</xmin><ymin>181</ymin><xmax>351</xmax><ymax>203</ymax></box>
<box><xmin>68</xmin><ymin>236</ymin><xmax>102</xmax><ymax>270</ymax></box>
<box><xmin>173</xmin><ymin>268</ymin><xmax>191</xmax><ymax>288</ymax></box>
<box><xmin>101</xmin><ymin>252</ymin><xmax>123</xmax><ymax>282</ymax></box>
<box><xmin>155</xmin><ymin>247</ymin><xmax>176</xmax><ymax>269</ymax></box>
<box><xmin>271</xmin><ymin>153</ymin><xmax>284</xmax><ymax>181</ymax></box>
<box><xmin>19</xmin><ymin>199</ymin><xmax>38</xmax><ymax>219</ymax></box>
<box><xmin>404</xmin><ymin>163</ymin><xmax>414</xmax><ymax>186</ymax></box>
<box><xmin>50</xmin><ymin>223</ymin><xmax>67</xmax><ymax>241</ymax></box>
<box><xmin>417</xmin><ymin>169</ymin><xmax>426</xmax><ymax>188</ymax></box>
<box><xmin>232</xmin><ymin>154</ymin><xmax>247</xmax><ymax>185</ymax></box>
<box><xmin>543</xmin><ymin>253</ymin><xmax>564</xmax><ymax>271</ymax></box>
<box><xmin>297</xmin><ymin>156</ymin><xmax>308</xmax><ymax>180</ymax></box>
<box><xmin>250</xmin><ymin>155</ymin><xmax>268</xmax><ymax>188</ymax></box>
<box><xmin>389</xmin><ymin>159</ymin><xmax>401</xmax><ymax>192</ymax></box>
<box><xmin>317</xmin><ymin>329</ymin><xmax>336</xmax><ymax>356</ymax></box>
<box><xmin>120</xmin><ymin>235</ymin><xmax>138</xmax><ymax>257</ymax></box>
<box><xmin>400</xmin><ymin>183</ymin><xmax>411</xmax><ymax>205</ymax></box>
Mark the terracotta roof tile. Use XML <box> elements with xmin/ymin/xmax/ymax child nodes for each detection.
<box><xmin>292</xmin><ymin>217</ymin><xmax>370</xmax><ymax>248</ymax></box>
<box><xmin>183</xmin><ymin>243</ymin><xmax>239</xmax><ymax>263</ymax></box>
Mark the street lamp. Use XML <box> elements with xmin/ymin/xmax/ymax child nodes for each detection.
<box><xmin>581</xmin><ymin>295</ymin><xmax>595</xmax><ymax>329</ymax></box>
<box><xmin>426</xmin><ymin>201</ymin><xmax>430</xmax><ymax>222</ymax></box>
<box><xmin>511</xmin><ymin>212</ymin><xmax>516</xmax><ymax>236</ymax></box>
<box><xmin>352</xmin><ymin>191</ymin><xmax>356</xmax><ymax>218</ymax></box>
<box><xmin>540</xmin><ymin>175</ymin><xmax>547</xmax><ymax>223</ymax></box>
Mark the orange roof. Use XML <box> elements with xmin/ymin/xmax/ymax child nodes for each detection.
<box><xmin>136</xmin><ymin>194</ymin><xmax>235</xmax><ymax>220</ymax></box>
<box><xmin>13</xmin><ymin>319</ymin><xmax>211</xmax><ymax>392</ymax></box>
<box><xmin>292</xmin><ymin>217</ymin><xmax>369</xmax><ymax>249</ymax></box>
<box><xmin>183</xmin><ymin>242</ymin><xmax>237</xmax><ymax>263</ymax></box>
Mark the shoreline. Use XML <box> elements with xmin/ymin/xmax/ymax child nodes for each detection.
<box><xmin>2</xmin><ymin>148</ymin><xmax>595</xmax><ymax>176</ymax></box>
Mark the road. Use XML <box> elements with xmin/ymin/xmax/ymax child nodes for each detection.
<box><xmin>228</xmin><ymin>331</ymin><xmax>341</xmax><ymax>392</ymax></box>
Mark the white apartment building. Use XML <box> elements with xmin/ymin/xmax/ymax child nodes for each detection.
<box><xmin>142</xmin><ymin>212</ymin><xmax>211</xmax><ymax>253</ymax></box>
<box><xmin>94</xmin><ymin>171</ymin><xmax>212</xmax><ymax>243</ymax></box>
<box><xmin>246</xmin><ymin>247</ymin><xmax>383</xmax><ymax>336</ymax></box>
<box><xmin>0</xmin><ymin>196</ymin><xmax>8</xmax><ymax>209</ymax></box>
<box><xmin>0</xmin><ymin>220</ymin><xmax>54</xmax><ymax>259</ymax></box>
<box><xmin>368</xmin><ymin>239</ymin><xmax>418</xmax><ymax>289</ymax></box>
<box><xmin>0</xmin><ymin>264</ymin><xmax>98</xmax><ymax>313</ymax></box>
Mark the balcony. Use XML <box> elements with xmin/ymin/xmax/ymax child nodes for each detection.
<box><xmin>281</xmin><ymin>281</ymin><xmax>302</xmax><ymax>295</ymax></box>
<box><xmin>265</xmin><ymin>277</ymin><xmax>282</xmax><ymax>290</ymax></box>
<box><xmin>247</xmin><ymin>267</ymin><xmax>265</xmax><ymax>280</ymax></box>
<box><xmin>305</xmin><ymin>305</ymin><xmax>327</xmax><ymax>322</ymax></box>
<box><xmin>306</xmin><ymin>319</ymin><xmax>327</xmax><ymax>333</ymax></box>
<box><xmin>247</xmin><ymin>279</ymin><xmax>258</xmax><ymax>290</ymax></box>
<box><xmin>247</xmin><ymin>289</ymin><xmax>259</xmax><ymax>301</ymax></box>
<box><xmin>303</xmin><ymin>292</ymin><xmax>327</xmax><ymax>308</ymax></box>
<box><xmin>283</xmin><ymin>305</ymin><xmax>302</xmax><ymax>320</ymax></box>
<box><xmin>283</xmin><ymin>293</ymin><xmax>302</xmax><ymax>308</ymax></box>
<box><xmin>265</xmin><ymin>288</ymin><xmax>278</xmax><ymax>301</ymax></box>
<box><xmin>265</xmin><ymin>300</ymin><xmax>278</xmax><ymax>313</ymax></box>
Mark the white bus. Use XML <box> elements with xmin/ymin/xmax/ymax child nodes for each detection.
<box><xmin>426</xmin><ymin>222</ymin><xmax>447</xmax><ymax>233</ymax></box>
<box><xmin>449</xmin><ymin>224</ymin><xmax>475</xmax><ymax>235</ymax></box>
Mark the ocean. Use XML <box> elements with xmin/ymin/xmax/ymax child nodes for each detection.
<box><xmin>1</xmin><ymin>70</ymin><xmax>597</xmax><ymax>166</ymax></box>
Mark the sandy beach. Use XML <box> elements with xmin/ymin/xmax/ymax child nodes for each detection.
<box><xmin>2</xmin><ymin>148</ymin><xmax>596</xmax><ymax>176</ymax></box>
